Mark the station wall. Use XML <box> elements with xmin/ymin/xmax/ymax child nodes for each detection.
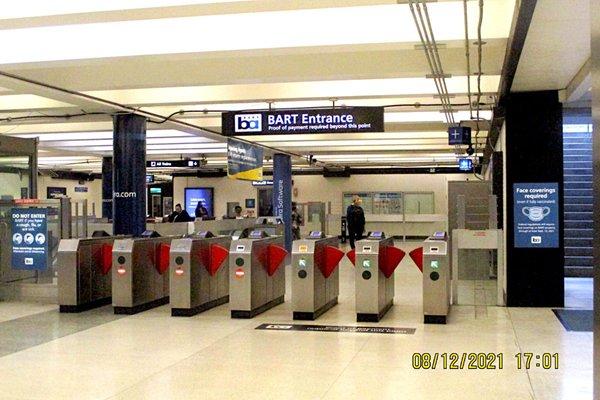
<box><xmin>37</xmin><ymin>176</ymin><xmax>102</xmax><ymax>216</ymax></box>
<box><xmin>173</xmin><ymin>173</ymin><xmax>474</xmax><ymax>236</ymax></box>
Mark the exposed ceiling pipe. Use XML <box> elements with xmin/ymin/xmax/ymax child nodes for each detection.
<box><xmin>0</xmin><ymin>69</ymin><xmax>338</xmax><ymax>168</ymax></box>
<box><xmin>408</xmin><ymin>0</ymin><xmax>456</xmax><ymax>126</ymax></box>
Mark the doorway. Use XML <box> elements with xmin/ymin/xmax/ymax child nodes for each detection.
<box><xmin>257</xmin><ymin>188</ymin><xmax>273</xmax><ymax>216</ymax></box>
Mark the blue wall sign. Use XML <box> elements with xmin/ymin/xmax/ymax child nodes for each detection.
<box><xmin>513</xmin><ymin>183</ymin><xmax>559</xmax><ymax>248</ymax></box>
<box><xmin>11</xmin><ymin>208</ymin><xmax>49</xmax><ymax>270</ymax></box>
<box><xmin>74</xmin><ymin>186</ymin><xmax>88</xmax><ymax>193</ymax></box>
<box><xmin>184</xmin><ymin>187</ymin><xmax>214</xmax><ymax>217</ymax></box>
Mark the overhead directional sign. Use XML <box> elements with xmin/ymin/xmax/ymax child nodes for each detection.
<box><xmin>147</xmin><ymin>160</ymin><xmax>199</xmax><ymax>168</ymax></box>
<box><xmin>252</xmin><ymin>180</ymin><xmax>273</xmax><ymax>187</ymax></box>
<box><xmin>448</xmin><ymin>126</ymin><xmax>471</xmax><ymax>145</ymax></box>
<box><xmin>222</xmin><ymin>107</ymin><xmax>384</xmax><ymax>136</ymax></box>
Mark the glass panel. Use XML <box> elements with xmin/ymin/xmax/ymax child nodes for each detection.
<box><xmin>372</xmin><ymin>192</ymin><xmax>403</xmax><ymax>214</ymax></box>
<box><xmin>456</xmin><ymin>249</ymin><xmax>498</xmax><ymax>306</ymax></box>
<box><xmin>404</xmin><ymin>192</ymin><xmax>434</xmax><ymax>214</ymax></box>
<box><xmin>342</xmin><ymin>192</ymin><xmax>373</xmax><ymax>214</ymax></box>
<box><xmin>0</xmin><ymin>156</ymin><xmax>30</xmax><ymax>200</ymax></box>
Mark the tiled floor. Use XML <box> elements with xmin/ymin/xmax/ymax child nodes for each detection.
<box><xmin>0</xmin><ymin>242</ymin><xmax>592</xmax><ymax>400</ymax></box>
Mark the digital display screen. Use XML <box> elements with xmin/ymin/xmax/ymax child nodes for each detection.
<box><xmin>184</xmin><ymin>187</ymin><xmax>214</xmax><ymax>217</ymax></box>
<box><xmin>432</xmin><ymin>231</ymin><xmax>446</xmax><ymax>239</ymax></box>
<box><xmin>310</xmin><ymin>231</ymin><xmax>322</xmax><ymax>238</ymax></box>
<box><xmin>370</xmin><ymin>231</ymin><xmax>383</xmax><ymax>238</ymax></box>
<box><xmin>149</xmin><ymin>187</ymin><xmax>162</xmax><ymax>194</ymax></box>
<box><xmin>249</xmin><ymin>230</ymin><xmax>263</xmax><ymax>238</ymax></box>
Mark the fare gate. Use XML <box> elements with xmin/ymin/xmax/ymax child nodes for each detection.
<box><xmin>57</xmin><ymin>234</ymin><xmax>119</xmax><ymax>312</ymax></box>
<box><xmin>291</xmin><ymin>232</ymin><xmax>345</xmax><ymax>320</ymax></box>
<box><xmin>422</xmin><ymin>232</ymin><xmax>450</xmax><ymax>324</ymax></box>
<box><xmin>346</xmin><ymin>232</ymin><xmax>405</xmax><ymax>322</ymax></box>
<box><xmin>229</xmin><ymin>230</ymin><xmax>287</xmax><ymax>318</ymax></box>
<box><xmin>112</xmin><ymin>232</ymin><xmax>177</xmax><ymax>314</ymax></box>
<box><xmin>169</xmin><ymin>231</ymin><xmax>231</xmax><ymax>316</ymax></box>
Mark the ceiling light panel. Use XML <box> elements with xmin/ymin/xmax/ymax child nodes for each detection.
<box><xmin>13</xmin><ymin>129</ymin><xmax>197</xmax><ymax>141</ymax></box>
<box><xmin>2</xmin><ymin>0</ymin><xmax>238</xmax><ymax>19</ymax></box>
<box><xmin>92</xmin><ymin>76</ymin><xmax>501</xmax><ymax>105</ymax></box>
<box><xmin>0</xmin><ymin>2</ymin><xmax>514</xmax><ymax>65</ymax></box>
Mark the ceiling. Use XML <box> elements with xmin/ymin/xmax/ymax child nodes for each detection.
<box><xmin>0</xmin><ymin>0</ymin><xmax>517</xmax><ymax>173</ymax></box>
<box><xmin>512</xmin><ymin>0</ymin><xmax>590</xmax><ymax>104</ymax></box>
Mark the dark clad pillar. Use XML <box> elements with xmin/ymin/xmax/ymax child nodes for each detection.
<box><xmin>102</xmin><ymin>156</ymin><xmax>112</xmax><ymax>220</ymax></box>
<box><xmin>505</xmin><ymin>91</ymin><xmax>564</xmax><ymax>307</ymax></box>
<box><xmin>113</xmin><ymin>114</ymin><xmax>147</xmax><ymax>237</ymax></box>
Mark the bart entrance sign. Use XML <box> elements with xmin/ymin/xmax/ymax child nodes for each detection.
<box><xmin>222</xmin><ymin>107</ymin><xmax>384</xmax><ymax>136</ymax></box>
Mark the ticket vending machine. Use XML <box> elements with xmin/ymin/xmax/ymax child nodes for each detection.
<box><xmin>291</xmin><ymin>231</ymin><xmax>345</xmax><ymax>320</ymax></box>
<box><xmin>57</xmin><ymin>235</ymin><xmax>118</xmax><ymax>312</ymax></box>
<box><xmin>112</xmin><ymin>232</ymin><xmax>177</xmax><ymax>314</ymax></box>
<box><xmin>229</xmin><ymin>230</ymin><xmax>287</xmax><ymax>318</ymax></box>
<box><xmin>347</xmin><ymin>232</ymin><xmax>405</xmax><ymax>322</ymax></box>
<box><xmin>422</xmin><ymin>231</ymin><xmax>450</xmax><ymax>324</ymax></box>
<box><xmin>169</xmin><ymin>231</ymin><xmax>231</xmax><ymax>316</ymax></box>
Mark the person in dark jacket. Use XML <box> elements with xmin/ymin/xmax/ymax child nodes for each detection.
<box><xmin>195</xmin><ymin>201</ymin><xmax>209</xmax><ymax>219</ymax></box>
<box><xmin>346</xmin><ymin>195</ymin><xmax>365</xmax><ymax>249</ymax></box>
<box><xmin>168</xmin><ymin>204</ymin><xmax>194</xmax><ymax>223</ymax></box>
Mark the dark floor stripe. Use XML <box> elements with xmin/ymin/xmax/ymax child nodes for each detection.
<box><xmin>0</xmin><ymin>305</ymin><xmax>125</xmax><ymax>357</ymax></box>
<box><xmin>552</xmin><ymin>309</ymin><xmax>593</xmax><ymax>332</ymax></box>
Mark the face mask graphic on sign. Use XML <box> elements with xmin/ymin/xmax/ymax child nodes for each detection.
<box><xmin>522</xmin><ymin>206</ymin><xmax>551</xmax><ymax>222</ymax></box>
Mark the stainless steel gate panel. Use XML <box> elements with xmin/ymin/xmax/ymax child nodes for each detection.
<box><xmin>57</xmin><ymin>236</ymin><xmax>116</xmax><ymax>312</ymax></box>
<box><xmin>229</xmin><ymin>235</ymin><xmax>286</xmax><ymax>318</ymax></box>
<box><xmin>355</xmin><ymin>237</ymin><xmax>395</xmax><ymax>322</ymax></box>
<box><xmin>169</xmin><ymin>236</ymin><xmax>231</xmax><ymax>316</ymax></box>
<box><xmin>112</xmin><ymin>236</ymin><xmax>175</xmax><ymax>314</ymax></box>
<box><xmin>291</xmin><ymin>236</ymin><xmax>341</xmax><ymax>320</ymax></box>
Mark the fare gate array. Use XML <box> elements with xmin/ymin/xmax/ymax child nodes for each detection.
<box><xmin>229</xmin><ymin>231</ymin><xmax>287</xmax><ymax>318</ymax></box>
<box><xmin>112</xmin><ymin>232</ymin><xmax>176</xmax><ymax>314</ymax></box>
<box><xmin>169</xmin><ymin>231</ymin><xmax>231</xmax><ymax>316</ymax></box>
<box><xmin>291</xmin><ymin>231</ymin><xmax>345</xmax><ymax>320</ymax></box>
<box><xmin>346</xmin><ymin>232</ymin><xmax>405</xmax><ymax>322</ymax></box>
<box><xmin>57</xmin><ymin>234</ymin><xmax>117</xmax><ymax>312</ymax></box>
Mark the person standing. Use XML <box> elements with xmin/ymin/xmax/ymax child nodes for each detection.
<box><xmin>346</xmin><ymin>195</ymin><xmax>365</xmax><ymax>249</ymax></box>
<box><xmin>168</xmin><ymin>204</ymin><xmax>193</xmax><ymax>223</ymax></box>
<box><xmin>291</xmin><ymin>203</ymin><xmax>303</xmax><ymax>240</ymax></box>
<box><xmin>195</xmin><ymin>201</ymin><xmax>209</xmax><ymax>219</ymax></box>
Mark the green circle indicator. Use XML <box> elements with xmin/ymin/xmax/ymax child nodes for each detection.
<box><xmin>235</xmin><ymin>257</ymin><xmax>245</xmax><ymax>266</ymax></box>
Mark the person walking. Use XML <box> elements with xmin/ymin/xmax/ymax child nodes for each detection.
<box><xmin>346</xmin><ymin>195</ymin><xmax>365</xmax><ymax>249</ymax></box>
<box><xmin>291</xmin><ymin>203</ymin><xmax>303</xmax><ymax>240</ymax></box>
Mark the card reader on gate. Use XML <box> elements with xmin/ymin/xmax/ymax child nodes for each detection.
<box><xmin>308</xmin><ymin>231</ymin><xmax>325</xmax><ymax>239</ymax></box>
<box><xmin>367</xmin><ymin>231</ymin><xmax>385</xmax><ymax>239</ymax></box>
<box><xmin>431</xmin><ymin>231</ymin><xmax>447</xmax><ymax>240</ymax></box>
<box><xmin>248</xmin><ymin>230</ymin><xmax>269</xmax><ymax>239</ymax></box>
